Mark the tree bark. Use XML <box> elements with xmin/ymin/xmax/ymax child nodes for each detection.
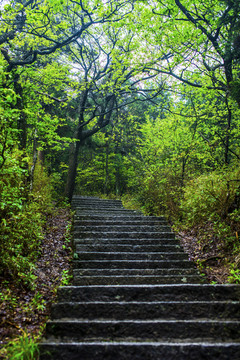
<box><xmin>104</xmin><ymin>143</ymin><xmax>110</xmax><ymax>195</ymax></box>
<box><xmin>65</xmin><ymin>140</ymin><xmax>82</xmax><ymax>202</ymax></box>
<box><xmin>13</xmin><ymin>71</ymin><xmax>27</xmax><ymax>150</ymax></box>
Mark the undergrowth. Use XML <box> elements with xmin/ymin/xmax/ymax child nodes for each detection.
<box><xmin>122</xmin><ymin>166</ymin><xmax>240</xmax><ymax>283</ymax></box>
<box><xmin>0</xmin><ymin>159</ymin><xmax>72</xmax><ymax>359</ymax></box>
<box><xmin>0</xmin><ymin>332</ymin><xmax>39</xmax><ymax>360</ymax></box>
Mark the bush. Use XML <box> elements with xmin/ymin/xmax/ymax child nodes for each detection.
<box><xmin>0</xmin><ymin>332</ymin><xmax>39</xmax><ymax>360</ymax></box>
<box><xmin>130</xmin><ymin>168</ymin><xmax>183</xmax><ymax>219</ymax></box>
<box><xmin>181</xmin><ymin>167</ymin><xmax>240</xmax><ymax>226</ymax></box>
<box><xmin>0</xmin><ymin>155</ymin><xmax>53</xmax><ymax>288</ymax></box>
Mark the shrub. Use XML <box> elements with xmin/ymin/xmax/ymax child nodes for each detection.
<box><xmin>181</xmin><ymin>167</ymin><xmax>240</xmax><ymax>227</ymax></box>
<box><xmin>0</xmin><ymin>155</ymin><xmax>53</xmax><ymax>287</ymax></box>
<box><xmin>0</xmin><ymin>332</ymin><xmax>39</xmax><ymax>360</ymax></box>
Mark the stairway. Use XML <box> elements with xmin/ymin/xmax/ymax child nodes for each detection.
<box><xmin>40</xmin><ymin>196</ymin><xmax>240</xmax><ymax>359</ymax></box>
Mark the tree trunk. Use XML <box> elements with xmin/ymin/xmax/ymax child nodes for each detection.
<box><xmin>64</xmin><ymin>140</ymin><xmax>81</xmax><ymax>202</ymax></box>
<box><xmin>64</xmin><ymin>93</ymin><xmax>116</xmax><ymax>202</ymax></box>
<box><xmin>224</xmin><ymin>97</ymin><xmax>232</xmax><ymax>165</ymax></box>
<box><xmin>104</xmin><ymin>144</ymin><xmax>109</xmax><ymax>195</ymax></box>
<box><xmin>30</xmin><ymin>130</ymin><xmax>38</xmax><ymax>192</ymax></box>
<box><xmin>13</xmin><ymin>71</ymin><xmax>27</xmax><ymax>150</ymax></box>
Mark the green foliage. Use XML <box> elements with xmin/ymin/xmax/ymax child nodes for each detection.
<box><xmin>0</xmin><ymin>156</ymin><xmax>54</xmax><ymax>287</ymax></box>
<box><xmin>32</xmin><ymin>161</ymin><xmax>54</xmax><ymax>213</ymax></box>
<box><xmin>228</xmin><ymin>266</ymin><xmax>240</xmax><ymax>284</ymax></box>
<box><xmin>60</xmin><ymin>269</ymin><xmax>72</xmax><ymax>286</ymax></box>
<box><xmin>181</xmin><ymin>167</ymin><xmax>240</xmax><ymax>226</ymax></box>
<box><xmin>0</xmin><ymin>332</ymin><xmax>39</xmax><ymax>360</ymax></box>
<box><xmin>121</xmin><ymin>194</ymin><xmax>142</xmax><ymax>212</ymax></box>
<box><xmin>230</xmin><ymin>80</ymin><xmax>240</xmax><ymax>104</ymax></box>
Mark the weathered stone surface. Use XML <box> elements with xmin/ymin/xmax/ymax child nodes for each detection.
<box><xmin>74</xmin><ymin>214</ymin><xmax>166</xmax><ymax>222</ymax></box>
<box><xmin>50</xmin><ymin>300</ymin><xmax>240</xmax><ymax>320</ymax></box>
<box><xmin>74</xmin><ymin>219</ymin><xmax>168</xmax><ymax>226</ymax></box>
<box><xmin>75</xmin><ymin>251</ymin><xmax>188</xmax><ymax>261</ymax></box>
<box><xmin>74</xmin><ymin>230</ymin><xmax>175</xmax><ymax>239</ymax></box>
<box><xmin>74</xmin><ymin>225</ymin><xmax>172</xmax><ymax>232</ymax></box>
<box><xmin>74</xmin><ymin>238</ymin><xmax>180</xmax><ymax>245</ymax></box>
<box><xmin>72</xmin><ymin>259</ymin><xmax>195</xmax><ymax>269</ymax></box>
<box><xmin>72</xmin><ymin>274</ymin><xmax>203</xmax><ymax>285</ymax></box>
<box><xmin>40</xmin><ymin>196</ymin><xmax>240</xmax><ymax>359</ymax></box>
<box><xmin>75</xmin><ymin>243</ymin><xmax>184</xmax><ymax>252</ymax></box>
<box><xmin>73</xmin><ymin>268</ymin><xmax>199</xmax><ymax>276</ymax></box>
<box><xmin>56</xmin><ymin>284</ymin><xmax>240</xmax><ymax>302</ymax></box>
<box><xmin>45</xmin><ymin>319</ymin><xmax>240</xmax><ymax>341</ymax></box>
<box><xmin>40</xmin><ymin>342</ymin><xmax>240</xmax><ymax>360</ymax></box>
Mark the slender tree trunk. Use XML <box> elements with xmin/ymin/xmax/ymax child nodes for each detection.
<box><xmin>65</xmin><ymin>91</ymin><xmax>89</xmax><ymax>202</ymax></box>
<box><xmin>65</xmin><ymin>140</ymin><xmax>81</xmax><ymax>202</ymax></box>
<box><xmin>225</xmin><ymin>97</ymin><xmax>232</xmax><ymax>165</ymax></box>
<box><xmin>104</xmin><ymin>144</ymin><xmax>109</xmax><ymax>195</ymax></box>
<box><xmin>180</xmin><ymin>157</ymin><xmax>186</xmax><ymax>188</ymax></box>
<box><xmin>13</xmin><ymin>70</ymin><xmax>30</xmax><ymax>197</ymax></box>
<box><xmin>13</xmin><ymin>71</ymin><xmax>27</xmax><ymax>150</ymax></box>
<box><xmin>30</xmin><ymin>129</ymin><xmax>38</xmax><ymax>192</ymax></box>
<box><xmin>38</xmin><ymin>150</ymin><xmax>45</xmax><ymax>165</ymax></box>
<box><xmin>64</xmin><ymin>93</ymin><xmax>116</xmax><ymax>202</ymax></box>
<box><xmin>115</xmin><ymin>168</ymin><xmax>120</xmax><ymax>196</ymax></box>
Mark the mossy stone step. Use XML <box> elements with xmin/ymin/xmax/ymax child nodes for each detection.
<box><xmin>74</xmin><ymin>224</ymin><xmax>172</xmax><ymax>232</ymax></box>
<box><xmin>75</xmin><ymin>251</ymin><xmax>188</xmax><ymax>261</ymax></box>
<box><xmin>56</xmin><ymin>285</ymin><xmax>240</xmax><ymax>302</ymax></box>
<box><xmin>75</xmin><ymin>244</ymin><xmax>184</xmax><ymax>252</ymax></box>
<box><xmin>50</xmin><ymin>300</ymin><xmax>240</xmax><ymax>320</ymax></box>
<box><xmin>74</xmin><ymin>215</ymin><xmax>166</xmax><ymax>222</ymax></box>
<box><xmin>75</xmin><ymin>231</ymin><xmax>175</xmax><ymax>239</ymax></box>
<box><xmin>45</xmin><ymin>319</ymin><xmax>240</xmax><ymax>341</ymax></box>
<box><xmin>73</xmin><ymin>268</ymin><xmax>199</xmax><ymax>276</ymax></box>
<box><xmin>72</xmin><ymin>274</ymin><xmax>203</xmax><ymax>285</ymax></box>
<box><xmin>72</xmin><ymin>260</ymin><xmax>200</xmax><ymax>269</ymax></box>
<box><xmin>74</xmin><ymin>238</ymin><xmax>181</xmax><ymax>245</ymax></box>
<box><xmin>40</xmin><ymin>342</ymin><xmax>240</xmax><ymax>360</ymax></box>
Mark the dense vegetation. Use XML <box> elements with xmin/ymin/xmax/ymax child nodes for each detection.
<box><xmin>1</xmin><ymin>0</ymin><xmax>240</xmax><ymax>356</ymax></box>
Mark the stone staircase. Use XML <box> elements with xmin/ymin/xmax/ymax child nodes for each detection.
<box><xmin>40</xmin><ymin>196</ymin><xmax>240</xmax><ymax>359</ymax></box>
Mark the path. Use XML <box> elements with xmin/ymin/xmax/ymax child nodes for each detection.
<box><xmin>40</xmin><ymin>196</ymin><xmax>240</xmax><ymax>359</ymax></box>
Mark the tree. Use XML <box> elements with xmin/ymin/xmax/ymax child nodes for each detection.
<box><xmin>63</xmin><ymin>23</ymin><xmax>167</xmax><ymax>200</ymax></box>
<box><xmin>132</xmin><ymin>0</ymin><xmax>240</xmax><ymax>165</ymax></box>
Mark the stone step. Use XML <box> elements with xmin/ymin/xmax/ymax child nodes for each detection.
<box><xmin>74</xmin><ymin>213</ymin><xmax>164</xmax><ymax>218</ymax></box>
<box><xmin>72</xmin><ymin>199</ymin><xmax>122</xmax><ymax>204</ymax></box>
<box><xmin>74</xmin><ymin>238</ymin><xmax>181</xmax><ymax>246</ymax></box>
<box><xmin>40</xmin><ymin>341</ymin><xmax>240</xmax><ymax>360</ymax></box>
<box><xmin>45</xmin><ymin>319</ymin><xmax>240</xmax><ymax>341</ymax></box>
<box><xmin>75</xmin><ymin>252</ymin><xmax>188</xmax><ymax>261</ymax></box>
<box><xmin>75</xmin><ymin>244</ymin><xmax>184</xmax><ymax>252</ymax></box>
<box><xmin>74</xmin><ymin>231</ymin><xmax>175</xmax><ymax>239</ymax></box>
<box><xmin>71</xmin><ymin>200</ymin><xmax>121</xmax><ymax>202</ymax></box>
<box><xmin>72</xmin><ymin>260</ymin><xmax>196</xmax><ymax>269</ymax></box>
<box><xmin>73</xmin><ymin>205</ymin><xmax>125</xmax><ymax>210</ymax></box>
<box><xmin>72</xmin><ymin>197</ymin><xmax>122</xmax><ymax>203</ymax></box>
<box><xmin>72</xmin><ymin>275</ymin><xmax>203</xmax><ymax>285</ymax></box>
<box><xmin>74</xmin><ymin>208</ymin><xmax>140</xmax><ymax>214</ymax></box>
<box><xmin>74</xmin><ymin>225</ymin><xmax>172</xmax><ymax>232</ymax></box>
<box><xmin>74</xmin><ymin>215</ymin><xmax>166</xmax><ymax>222</ymax></box>
<box><xmin>72</xmin><ymin>199</ymin><xmax>123</xmax><ymax>205</ymax></box>
<box><xmin>57</xmin><ymin>285</ymin><xmax>240</xmax><ymax>302</ymax></box>
<box><xmin>74</xmin><ymin>219</ymin><xmax>168</xmax><ymax>226</ymax></box>
<box><xmin>73</xmin><ymin>268</ymin><xmax>199</xmax><ymax>276</ymax></box>
<box><xmin>50</xmin><ymin>301</ymin><xmax>240</xmax><ymax>320</ymax></box>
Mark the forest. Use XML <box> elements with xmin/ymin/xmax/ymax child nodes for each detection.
<box><xmin>1</xmin><ymin>0</ymin><xmax>240</xmax><ymax>357</ymax></box>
